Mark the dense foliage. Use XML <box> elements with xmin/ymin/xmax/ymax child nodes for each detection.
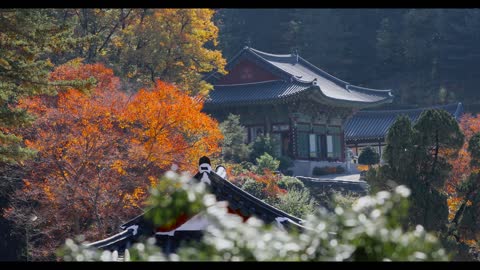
<box><xmin>444</xmin><ymin>114</ymin><xmax>480</xmax><ymax>255</ymax></box>
<box><xmin>59</xmin><ymin>171</ymin><xmax>448</xmax><ymax>261</ymax></box>
<box><xmin>5</xmin><ymin>62</ymin><xmax>222</xmax><ymax>259</ymax></box>
<box><xmin>0</xmin><ymin>9</ymin><xmax>76</xmax><ymax>164</ymax></box>
<box><xmin>256</xmin><ymin>153</ymin><xmax>280</xmax><ymax>173</ymax></box>
<box><xmin>358</xmin><ymin>147</ymin><xmax>380</xmax><ymax>167</ymax></box>
<box><xmin>54</xmin><ymin>9</ymin><xmax>227</xmax><ymax>95</ymax></box>
<box><xmin>366</xmin><ymin>109</ymin><xmax>480</xmax><ymax>260</ymax></box>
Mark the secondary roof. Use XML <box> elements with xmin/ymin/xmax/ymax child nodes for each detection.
<box><xmin>344</xmin><ymin>102</ymin><xmax>464</xmax><ymax>144</ymax></box>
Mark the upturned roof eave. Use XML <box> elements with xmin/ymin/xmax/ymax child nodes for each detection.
<box><xmin>204</xmin><ymin>84</ymin><xmax>394</xmax><ymax>108</ymax></box>
<box><xmin>250</xmin><ymin>48</ymin><xmax>394</xmax><ymax>95</ymax></box>
<box><xmin>205</xmin><ymin>47</ymin><xmax>394</xmax><ymax>102</ymax></box>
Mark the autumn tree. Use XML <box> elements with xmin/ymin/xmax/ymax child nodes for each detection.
<box><xmin>7</xmin><ymin>62</ymin><xmax>222</xmax><ymax>260</ymax></box>
<box><xmin>445</xmin><ymin>114</ymin><xmax>480</xmax><ymax>256</ymax></box>
<box><xmin>59</xmin><ymin>9</ymin><xmax>227</xmax><ymax>96</ymax></box>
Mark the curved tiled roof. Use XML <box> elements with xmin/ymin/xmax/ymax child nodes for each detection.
<box><xmin>205</xmin><ymin>47</ymin><xmax>393</xmax><ymax>107</ymax></box>
<box><xmin>87</xmin><ymin>163</ymin><xmax>306</xmax><ymax>253</ymax></box>
<box><xmin>344</xmin><ymin>102</ymin><xmax>464</xmax><ymax>143</ymax></box>
<box><xmin>206</xmin><ymin>80</ymin><xmax>314</xmax><ymax>105</ymax></box>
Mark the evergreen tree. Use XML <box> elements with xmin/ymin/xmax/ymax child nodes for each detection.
<box><xmin>250</xmin><ymin>134</ymin><xmax>277</xmax><ymax>162</ymax></box>
<box><xmin>414</xmin><ymin>109</ymin><xmax>464</xmax><ymax>190</ymax></box>
<box><xmin>358</xmin><ymin>147</ymin><xmax>380</xmax><ymax>168</ymax></box>
<box><xmin>383</xmin><ymin>109</ymin><xmax>464</xmax><ymax>233</ymax></box>
<box><xmin>383</xmin><ymin>115</ymin><xmax>415</xmax><ymax>180</ymax></box>
<box><xmin>219</xmin><ymin>114</ymin><xmax>251</xmax><ymax>163</ymax></box>
<box><xmin>0</xmin><ymin>9</ymin><xmax>73</xmax><ymax>163</ymax></box>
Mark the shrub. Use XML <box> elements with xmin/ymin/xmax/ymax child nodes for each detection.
<box><xmin>358</xmin><ymin>146</ymin><xmax>380</xmax><ymax>167</ymax></box>
<box><xmin>278</xmin><ymin>176</ymin><xmax>304</xmax><ymax>191</ymax></box>
<box><xmin>273</xmin><ymin>189</ymin><xmax>316</xmax><ymax>218</ymax></box>
<box><xmin>306</xmin><ymin>190</ymin><xmax>358</xmax><ymax>211</ymax></box>
<box><xmin>241</xmin><ymin>179</ymin><xmax>267</xmax><ymax>200</ymax></box>
<box><xmin>250</xmin><ymin>135</ymin><xmax>277</xmax><ymax>162</ymax></box>
<box><xmin>331</xmin><ymin>191</ymin><xmax>360</xmax><ymax>210</ymax></box>
<box><xmin>365</xmin><ymin>165</ymin><xmax>396</xmax><ymax>194</ymax></box>
<box><xmin>278</xmin><ymin>156</ymin><xmax>294</xmax><ymax>172</ymax></box>
<box><xmin>237</xmin><ymin>170</ymin><xmax>286</xmax><ymax>200</ymax></box>
<box><xmin>256</xmin><ymin>153</ymin><xmax>280</xmax><ymax>173</ymax></box>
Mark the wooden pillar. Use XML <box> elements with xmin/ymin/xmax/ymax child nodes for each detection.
<box><xmin>265</xmin><ymin>107</ymin><xmax>271</xmax><ymax>135</ymax></box>
<box><xmin>378</xmin><ymin>140</ymin><xmax>382</xmax><ymax>159</ymax></box>
<box><xmin>290</xmin><ymin>117</ymin><xmax>297</xmax><ymax>159</ymax></box>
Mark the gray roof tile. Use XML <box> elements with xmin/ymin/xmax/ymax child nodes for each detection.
<box><xmin>206</xmin><ymin>47</ymin><xmax>393</xmax><ymax>106</ymax></box>
<box><xmin>345</xmin><ymin>102</ymin><xmax>464</xmax><ymax>143</ymax></box>
<box><xmin>206</xmin><ymin>80</ymin><xmax>313</xmax><ymax>105</ymax></box>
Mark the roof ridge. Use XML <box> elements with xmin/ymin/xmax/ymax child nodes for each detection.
<box><xmin>212</xmin><ymin>79</ymin><xmax>285</xmax><ymax>87</ymax></box>
<box><xmin>297</xmin><ymin>56</ymin><xmax>350</xmax><ymax>86</ymax></box>
<box><xmin>247</xmin><ymin>47</ymin><xmax>293</xmax><ymax>58</ymax></box>
<box><xmin>247</xmin><ymin>49</ymin><xmax>317</xmax><ymax>84</ymax></box>
<box><xmin>297</xmin><ymin>56</ymin><xmax>393</xmax><ymax>94</ymax></box>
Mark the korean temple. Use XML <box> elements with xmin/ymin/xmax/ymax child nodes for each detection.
<box><xmin>344</xmin><ymin>102</ymin><xmax>464</xmax><ymax>160</ymax></box>
<box><xmin>203</xmin><ymin>46</ymin><xmax>394</xmax><ymax>176</ymax></box>
<box><xmin>87</xmin><ymin>157</ymin><xmax>307</xmax><ymax>259</ymax></box>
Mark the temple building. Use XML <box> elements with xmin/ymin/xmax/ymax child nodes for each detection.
<box><xmin>203</xmin><ymin>46</ymin><xmax>393</xmax><ymax>176</ymax></box>
<box><xmin>344</xmin><ymin>102</ymin><xmax>464</xmax><ymax>161</ymax></box>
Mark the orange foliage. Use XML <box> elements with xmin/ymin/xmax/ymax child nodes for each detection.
<box><xmin>446</xmin><ymin>114</ymin><xmax>480</xmax><ymax>221</ymax></box>
<box><xmin>237</xmin><ymin>170</ymin><xmax>287</xmax><ymax>198</ymax></box>
<box><xmin>356</xmin><ymin>164</ymin><xmax>369</xmax><ymax>171</ymax></box>
<box><xmin>11</xmin><ymin>62</ymin><xmax>222</xmax><ymax>258</ymax></box>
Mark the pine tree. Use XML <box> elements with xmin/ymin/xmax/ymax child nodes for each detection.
<box><xmin>0</xmin><ymin>9</ymin><xmax>76</xmax><ymax>164</ymax></box>
<box><xmin>219</xmin><ymin>114</ymin><xmax>251</xmax><ymax>163</ymax></box>
<box><xmin>383</xmin><ymin>115</ymin><xmax>415</xmax><ymax>180</ymax></box>
<box><xmin>383</xmin><ymin>110</ymin><xmax>464</xmax><ymax>234</ymax></box>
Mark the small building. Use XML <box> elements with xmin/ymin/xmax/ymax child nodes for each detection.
<box><xmin>344</xmin><ymin>102</ymin><xmax>464</xmax><ymax>160</ymax></box>
<box><xmin>203</xmin><ymin>47</ymin><xmax>393</xmax><ymax>176</ymax></box>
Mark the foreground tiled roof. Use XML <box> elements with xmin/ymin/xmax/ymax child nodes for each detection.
<box><xmin>205</xmin><ymin>47</ymin><xmax>394</xmax><ymax>107</ymax></box>
<box><xmin>87</xmin><ymin>163</ymin><xmax>306</xmax><ymax>253</ymax></box>
<box><xmin>197</xmin><ymin>169</ymin><xmax>304</xmax><ymax>225</ymax></box>
<box><xmin>344</xmin><ymin>102</ymin><xmax>464</xmax><ymax>143</ymax></box>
